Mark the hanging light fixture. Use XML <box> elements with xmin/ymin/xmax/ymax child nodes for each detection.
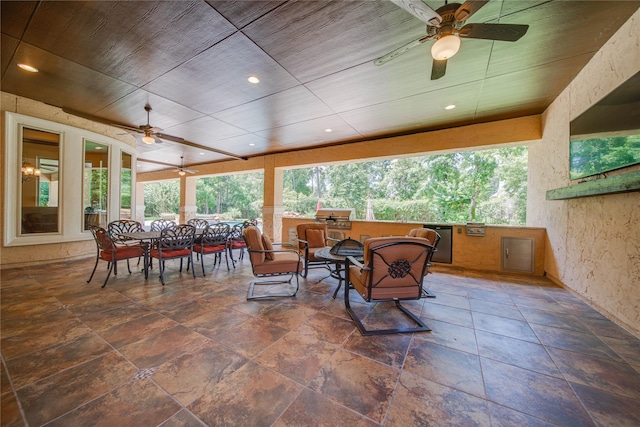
<box><xmin>431</xmin><ymin>34</ymin><xmax>461</xmax><ymax>60</ymax></box>
<box><xmin>141</xmin><ymin>131</ymin><xmax>155</xmax><ymax>145</ymax></box>
<box><xmin>21</xmin><ymin>162</ymin><xmax>41</xmax><ymax>182</ymax></box>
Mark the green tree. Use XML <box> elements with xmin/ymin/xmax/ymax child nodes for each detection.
<box><xmin>144</xmin><ymin>180</ymin><xmax>180</xmax><ymax>218</ymax></box>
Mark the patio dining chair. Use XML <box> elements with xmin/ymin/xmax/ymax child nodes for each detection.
<box><xmin>193</xmin><ymin>223</ymin><xmax>231</xmax><ymax>275</ymax></box>
<box><xmin>107</xmin><ymin>219</ymin><xmax>146</xmax><ymax>268</ymax></box>
<box><xmin>344</xmin><ymin>236</ymin><xmax>434</xmax><ymax>335</ymax></box>
<box><xmin>87</xmin><ymin>225</ymin><xmax>146</xmax><ymax>288</ymax></box>
<box><xmin>149</xmin><ymin>224</ymin><xmax>196</xmax><ymax>285</ymax></box>
<box><xmin>150</xmin><ymin>219</ymin><xmax>176</xmax><ymax>232</ymax></box>
<box><xmin>188</xmin><ymin>218</ymin><xmax>210</xmax><ymax>229</ymax></box>
<box><xmin>226</xmin><ymin>224</ymin><xmax>247</xmax><ymax>267</ymax></box>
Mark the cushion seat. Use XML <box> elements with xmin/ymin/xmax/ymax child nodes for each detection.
<box><xmin>193</xmin><ymin>243</ymin><xmax>226</xmax><ymax>254</ymax></box>
<box><xmin>150</xmin><ymin>248</ymin><xmax>191</xmax><ymax>259</ymax></box>
<box><xmin>101</xmin><ymin>245</ymin><xmax>145</xmax><ymax>262</ymax></box>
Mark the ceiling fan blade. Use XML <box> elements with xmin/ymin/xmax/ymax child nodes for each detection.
<box><xmin>63</xmin><ymin>107</ymin><xmax>247</xmax><ymax>161</ymax></box>
<box><xmin>459</xmin><ymin>23</ymin><xmax>529</xmax><ymax>42</ymax></box>
<box><xmin>152</xmin><ymin>135</ymin><xmax>164</xmax><ymax>144</ymax></box>
<box><xmin>374</xmin><ymin>35</ymin><xmax>432</xmax><ymax>66</ymax></box>
<box><xmin>431</xmin><ymin>59</ymin><xmax>447</xmax><ymax>80</ymax></box>
<box><xmin>454</xmin><ymin>0</ymin><xmax>490</xmax><ymax>23</ymax></box>
<box><xmin>390</xmin><ymin>0</ymin><xmax>442</xmax><ymax>26</ymax></box>
<box><xmin>156</xmin><ymin>133</ymin><xmax>248</xmax><ymax>161</ymax></box>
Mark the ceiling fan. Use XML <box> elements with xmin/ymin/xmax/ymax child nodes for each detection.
<box><xmin>375</xmin><ymin>0</ymin><xmax>529</xmax><ymax>79</ymax></box>
<box><xmin>118</xmin><ymin>104</ymin><xmax>165</xmax><ymax>145</ymax></box>
<box><xmin>62</xmin><ymin>105</ymin><xmax>248</xmax><ymax>160</ymax></box>
<box><xmin>173</xmin><ymin>156</ymin><xmax>198</xmax><ymax>176</ymax></box>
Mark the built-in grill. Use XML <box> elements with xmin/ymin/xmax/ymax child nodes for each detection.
<box><xmin>315</xmin><ymin>208</ymin><xmax>354</xmax><ymax>241</ymax></box>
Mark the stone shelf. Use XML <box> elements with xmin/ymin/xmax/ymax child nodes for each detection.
<box><xmin>546</xmin><ymin>170</ymin><xmax>640</xmax><ymax>200</ymax></box>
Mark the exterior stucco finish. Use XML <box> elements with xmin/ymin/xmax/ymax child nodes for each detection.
<box><xmin>527</xmin><ymin>8</ymin><xmax>640</xmax><ymax>335</ymax></box>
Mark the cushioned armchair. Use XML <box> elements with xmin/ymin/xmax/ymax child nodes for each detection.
<box><xmin>345</xmin><ymin>236</ymin><xmax>435</xmax><ymax>336</ymax></box>
<box><xmin>296</xmin><ymin>222</ymin><xmax>335</xmax><ymax>278</ymax></box>
<box><xmin>243</xmin><ymin>225</ymin><xmax>302</xmax><ymax>300</ymax></box>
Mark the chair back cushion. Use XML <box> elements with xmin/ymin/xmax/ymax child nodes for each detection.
<box><xmin>306</xmin><ymin>229</ymin><xmax>326</xmax><ymax>248</ymax></box>
<box><xmin>296</xmin><ymin>223</ymin><xmax>328</xmax><ymax>250</ymax></box>
<box><xmin>243</xmin><ymin>225</ymin><xmax>265</xmax><ymax>265</ymax></box>
<box><xmin>262</xmin><ymin>234</ymin><xmax>275</xmax><ymax>260</ymax></box>
<box><xmin>407</xmin><ymin>228</ymin><xmax>439</xmax><ymax>246</ymax></box>
<box><xmin>90</xmin><ymin>226</ymin><xmax>117</xmax><ymax>253</ymax></box>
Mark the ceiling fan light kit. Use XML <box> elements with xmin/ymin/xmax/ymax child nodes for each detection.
<box><xmin>141</xmin><ymin>133</ymin><xmax>155</xmax><ymax>144</ymax></box>
<box><xmin>431</xmin><ymin>34</ymin><xmax>461</xmax><ymax>60</ymax></box>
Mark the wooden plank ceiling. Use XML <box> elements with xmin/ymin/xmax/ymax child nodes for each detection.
<box><xmin>2</xmin><ymin>0</ymin><xmax>639</xmax><ymax>173</ymax></box>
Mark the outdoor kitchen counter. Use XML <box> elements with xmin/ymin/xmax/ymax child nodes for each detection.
<box><xmin>282</xmin><ymin>217</ymin><xmax>546</xmax><ymax>277</ymax></box>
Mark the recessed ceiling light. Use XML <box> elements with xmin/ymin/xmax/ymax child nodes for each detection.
<box><xmin>249</xmin><ymin>143</ymin><xmax>255</xmax><ymax>146</ymax></box>
<box><xmin>18</xmin><ymin>63</ymin><xmax>38</xmax><ymax>73</ymax></box>
<box><xmin>325</xmin><ymin>128</ymin><xmax>333</xmax><ymax>133</ymax></box>
<box><xmin>247</xmin><ymin>76</ymin><xmax>260</xmax><ymax>84</ymax></box>
<box><xmin>445</xmin><ymin>104</ymin><xmax>456</xmax><ymax>110</ymax></box>
<box><xmin>199</xmin><ymin>152</ymin><xmax>204</xmax><ymax>155</ymax></box>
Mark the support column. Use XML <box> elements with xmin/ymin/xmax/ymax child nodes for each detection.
<box><xmin>180</xmin><ymin>175</ymin><xmax>198</xmax><ymax>224</ymax></box>
<box><xmin>262</xmin><ymin>155</ymin><xmax>284</xmax><ymax>240</ymax></box>
<box><xmin>135</xmin><ymin>180</ymin><xmax>146</xmax><ymax>226</ymax></box>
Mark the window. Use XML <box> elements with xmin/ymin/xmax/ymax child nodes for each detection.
<box><xmin>20</xmin><ymin>127</ymin><xmax>60</xmax><ymax>234</ymax></box>
<box><xmin>120</xmin><ymin>152</ymin><xmax>132</xmax><ymax>220</ymax></box>
<box><xmin>83</xmin><ymin>141</ymin><xmax>109</xmax><ymax>230</ymax></box>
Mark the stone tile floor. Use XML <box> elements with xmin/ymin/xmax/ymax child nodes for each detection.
<box><xmin>1</xmin><ymin>256</ymin><xmax>639</xmax><ymax>426</ymax></box>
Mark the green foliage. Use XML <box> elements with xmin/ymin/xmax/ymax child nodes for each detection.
<box><xmin>146</xmin><ymin>147</ymin><xmax>528</xmax><ymax>226</ymax></box>
<box><xmin>121</xmin><ymin>169</ymin><xmax>131</xmax><ymax>209</ymax></box>
<box><xmin>144</xmin><ymin>180</ymin><xmax>180</xmax><ymax>218</ymax></box>
<box><xmin>194</xmin><ymin>172</ymin><xmax>263</xmax><ymax>220</ymax></box>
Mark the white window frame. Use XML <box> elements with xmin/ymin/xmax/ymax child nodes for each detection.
<box><xmin>4</xmin><ymin>112</ymin><xmax>136</xmax><ymax>246</ymax></box>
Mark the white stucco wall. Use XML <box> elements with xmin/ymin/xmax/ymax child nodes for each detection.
<box><xmin>527</xmin><ymin>8</ymin><xmax>640</xmax><ymax>335</ymax></box>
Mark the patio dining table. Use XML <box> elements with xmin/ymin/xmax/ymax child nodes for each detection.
<box><xmin>315</xmin><ymin>246</ymin><xmax>364</xmax><ymax>299</ymax></box>
<box><xmin>118</xmin><ymin>229</ymin><xmax>205</xmax><ymax>279</ymax></box>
